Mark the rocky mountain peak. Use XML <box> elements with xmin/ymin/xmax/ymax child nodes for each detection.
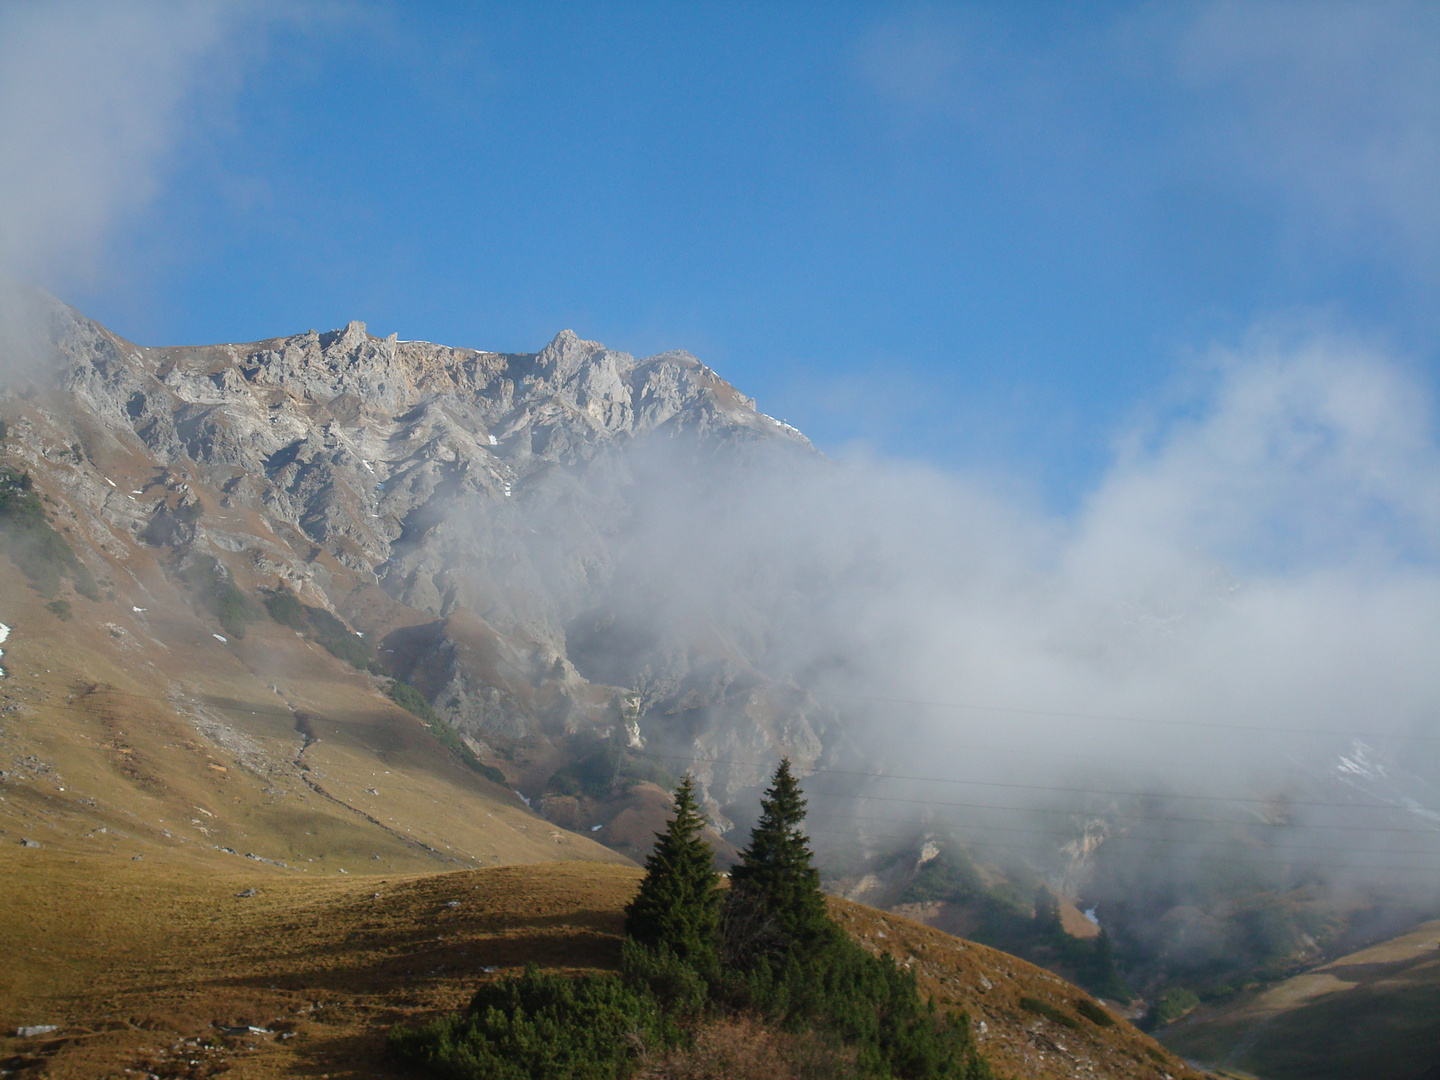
<box><xmin>318</xmin><ymin>319</ymin><xmax>372</xmax><ymax>354</ymax></box>
<box><xmin>2</xmin><ymin>301</ymin><xmax>821</xmax><ymax>829</ymax></box>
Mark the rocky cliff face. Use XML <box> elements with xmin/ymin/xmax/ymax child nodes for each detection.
<box><xmin>2</xmin><ymin>295</ymin><xmax>833</xmax><ymax>831</ymax></box>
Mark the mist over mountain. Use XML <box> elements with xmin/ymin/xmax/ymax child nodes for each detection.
<box><xmin>6</xmin><ymin>294</ymin><xmax>1439</xmax><ymax>796</ymax></box>
<box><xmin>3</xmin><ymin>290</ymin><xmax>1439</xmax><ymax>1010</ymax></box>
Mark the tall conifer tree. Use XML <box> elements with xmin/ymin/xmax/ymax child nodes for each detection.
<box><xmin>623</xmin><ymin>774</ymin><xmax>720</xmax><ymax>965</ymax></box>
<box><xmin>725</xmin><ymin>757</ymin><xmax>835</xmax><ymax>963</ymax></box>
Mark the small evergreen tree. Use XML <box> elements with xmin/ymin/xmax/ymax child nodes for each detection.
<box><xmin>1032</xmin><ymin>884</ymin><xmax>1062</xmax><ymax>939</ymax></box>
<box><xmin>624</xmin><ymin>774</ymin><xmax>720</xmax><ymax>968</ymax></box>
<box><xmin>393</xmin><ymin>758</ymin><xmax>997</xmax><ymax>1080</ymax></box>
<box><xmin>1082</xmin><ymin>930</ymin><xmax>1132</xmax><ymax>1002</ymax></box>
<box><xmin>724</xmin><ymin>757</ymin><xmax>835</xmax><ymax>965</ymax></box>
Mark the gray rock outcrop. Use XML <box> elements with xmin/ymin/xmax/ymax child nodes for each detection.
<box><xmin>2</xmin><ymin>293</ymin><xmax>831</xmax><ymax>828</ymax></box>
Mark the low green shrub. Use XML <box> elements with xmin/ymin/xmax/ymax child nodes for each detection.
<box><xmin>387</xmin><ymin>680</ymin><xmax>500</xmax><ymax>782</ymax></box>
<box><xmin>0</xmin><ymin>468</ymin><xmax>92</xmax><ymax>599</ymax></box>
<box><xmin>477</xmin><ymin>761</ymin><xmax>507</xmax><ymax>785</ymax></box>
<box><xmin>215</xmin><ymin>584</ymin><xmax>253</xmax><ymax>637</ymax></box>
<box><xmin>902</xmin><ymin>850</ymin><xmax>986</xmax><ymax>905</ymax></box>
<box><xmin>263</xmin><ymin>588</ymin><xmax>307</xmax><ymax>629</ymax></box>
<box><xmin>264</xmin><ymin>590</ymin><xmax>387</xmax><ymax>671</ymax></box>
<box><xmin>1072</xmin><ymin>997</ymin><xmax>1115</xmax><ymax>1027</ymax></box>
<box><xmin>179</xmin><ymin>555</ymin><xmax>260</xmax><ymax>638</ymax></box>
<box><xmin>46</xmin><ymin>598</ymin><xmax>72</xmax><ymax>620</ymax></box>
<box><xmin>546</xmin><ymin>745</ymin><xmax>677</xmax><ymax>800</ymax></box>
<box><xmin>305</xmin><ymin>606</ymin><xmax>375</xmax><ymax>667</ymax></box>
<box><xmin>388</xmin><ymin>678</ymin><xmax>439</xmax><ymax>723</ymax></box>
<box><xmin>389</xmin><ymin>964</ymin><xmax>670</xmax><ymax>1080</ymax></box>
<box><xmin>1018</xmin><ymin>996</ymin><xmax>1080</xmax><ymax>1030</ymax></box>
<box><xmin>728</xmin><ymin>936</ymin><xmax>989</xmax><ymax>1079</ymax></box>
<box><xmin>391</xmin><ymin>765</ymin><xmax>993</xmax><ymax>1080</ymax></box>
<box><xmin>621</xmin><ymin>939</ymin><xmax>710</xmax><ymax>1016</ymax></box>
<box><xmin>895</xmin><ymin>842</ymin><xmax>1131</xmax><ymax>1003</ymax></box>
<box><xmin>1149</xmin><ymin>986</ymin><xmax>1200</xmax><ymax>1027</ymax></box>
<box><xmin>472</xmin><ymin>760</ymin><xmax>506</xmax><ymax>789</ymax></box>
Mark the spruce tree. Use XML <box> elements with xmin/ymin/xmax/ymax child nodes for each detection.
<box><xmin>1032</xmin><ymin>884</ymin><xmax>1062</xmax><ymax>940</ymax></box>
<box><xmin>724</xmin><ymin>757</ymin><xmax>835</xmax><ymax>964</ymax></box>
<box><xmin>623</xmin><ymin>774</ymin><xmax>720</xmax><ymax>966</ymax></box>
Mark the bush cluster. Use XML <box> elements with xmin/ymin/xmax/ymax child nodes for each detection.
<box><xmin>390</xmin><ymin>762</ymin><xmax>993</xmax><ymax>1080</ymax></box>
<box><xmin>546</xmin><ymin>743</ymin><xmax>676</xmax><ymax>800</ymax></box>
<box><xmin>1148</xmin><ymin>986</ymin><xmax>1201</xmax><ymax>1027</ymax></box>
<box><xmin>0</xmin><ymin>467</ymin><xmax>98</xmax><ymax>601</ymax></box>
<box><xmin>264</xmin><ymin>586</ymin><xmax>380</xmax><ymax>669</ymax></box>
<box><xmin>306</xmin><ymin>605</ymin><xmax>377</xmax><ymax>668</ymax></box>
<box><xmin>900</xmin><ymin>847</ymin><xmax>1131</xmax><ymax>1002</ymax></box>
<box><xmin>1018</xmin><ymin>996</ymin><xmax>1079</xmax><ymax>1030</ymax></box>
<box><xmin>1071</xmin><ymin>995</ymin><xmax>1116</xmax><ymax>1027</ymax></box>
<box><xmin>386</xmin><ymin>679</ymin><xmax>506</xmax><ymax>785</ymax></box>
<box><xmin>390</xmin><ymin>965</ymin><xmax>670</xmax><ymax>1080</ymax></box>
<box><xmin>178</xmin><ymin>555</ymin><xmax>261</xmax><ymax>638</ymax></box>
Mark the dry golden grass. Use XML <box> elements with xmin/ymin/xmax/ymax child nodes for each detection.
<box><xmin>0</xmin><ymin>852</ymin><xmax>641</xmax><ymax>1079</ymax></box>
<box><xmin>0</xmin><ymin>545</ymin><xmax>629</xmax><ymax>879</ymax></box>
<box><xmin>0</xmin><ymin>840</ymin><xmax>1205</xmax><ymax>1080</ymax></box>
<box><xmin>829</xmin><ymin>901</ymin><xmax>1207</xmax><ymax>1080</ymax></box>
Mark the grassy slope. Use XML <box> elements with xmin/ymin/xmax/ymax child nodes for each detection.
<box><xmin>0</xmin><ymin>851</ymin><xmax>1203</xmax><ymax>1080</ymax></box>
<box><xmin>1161</xmin><ymin>920</ymin><xmax>1440</xmax><ymax>1080</ymax></box>
<box><xmin>0</xmin><ymin>566</ymin><xmax>626</xmax><ymax>869</ymax></box>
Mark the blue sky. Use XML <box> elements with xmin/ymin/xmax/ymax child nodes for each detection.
<box><xmin>4</xmin><ymin>1</ymin><xmax>1440</xmax><ymax>507</ymax></box>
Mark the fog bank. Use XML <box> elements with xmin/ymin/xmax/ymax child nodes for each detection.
<box><xmin>521</xmin><ymin>325</ymin><xmax>1440</xmax><ymax>880</ymax></box>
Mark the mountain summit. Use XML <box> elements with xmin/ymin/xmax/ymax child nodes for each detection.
<box><xmin>1</xmin><ymin>298</ymin><xmax>824</xmax><ymax>848</ymax></box>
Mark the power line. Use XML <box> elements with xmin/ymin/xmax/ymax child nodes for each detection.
<box><xmin>55</xmin><ymin>681</ymin><xmax>1440</xmax><ymax>748</ymax></box>
<box><xmin>17</xmin><ymin>684</ymin><xmax>1440</xmax><ymax>873</ymax></box>
<box><xmin>804</xmin><ymin>689</ymin><xmax>1440</xmax><ymax>743</ymax></box>
<box><xmin>27</xmin><ymin>684</ymin><xmax>1440</xmax><ymax>836</ymax></box>
<box><xmin>799</xmin><ymin>825</ymin><xmax>1440</xmax><ymax>880</ymax></box>
<box><xmin>635</xmin><ymin>750</ymin><xmax>1440</xmax><ymax>819</ymax></box>
<box><xmin>801</xmin><ymin>810</ymin><xmax>1440</xmax><ymax>860</ymax></box>
<box><xmin>802</xmin><ymin>789</ymin><xmax>1440</xmax><ymax>836</ymax></box>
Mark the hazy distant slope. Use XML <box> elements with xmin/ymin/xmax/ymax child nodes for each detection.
<box><xmin>1161</xmin><ymin>919</ymin><xmax>1440</xmax><ymax>1080</ymax></box>
<box><xmin>0</xmin><ymin>534</ymin><xmax>628</xmax><ymax>875</ymax></box>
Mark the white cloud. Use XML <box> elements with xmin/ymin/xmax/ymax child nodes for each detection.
<box><xmin>0</xmin><ymin>1</ymin><xmax>263</xmax><ymax>285</ymax></box>
<box><xmin>0</xmin><ymin>1</ymin><xmax>303</xmax><ymax>383</ymax></box>
<box><xmin>549</xmin><ymin>328</ymin><xmax>1440</xmax><ymax>814</ymax></box>
<box><xmin>1179</xmin><ymin>0</ymin><xmax>1440</xmax><ymax>275</ymax></box>
<box><xmin>1082</xmin><ymin>326</ymin><xmax>1440</xmax><ymax>575</ymax></box>
<box><xmin>856</xmin><ymin>8</ymin><xmax>974</xmax><ymax>110</ymax></box>
<box><xmin>855</xmin><ymin>3</ymin><xmax>1440</xmax><ymax>286</ymax></box>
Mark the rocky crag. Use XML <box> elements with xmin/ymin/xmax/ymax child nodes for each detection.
<box><xmin>2</xmin><ymin>294</ymin><xmax>835</xmax><ymax>837</ymax></box>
